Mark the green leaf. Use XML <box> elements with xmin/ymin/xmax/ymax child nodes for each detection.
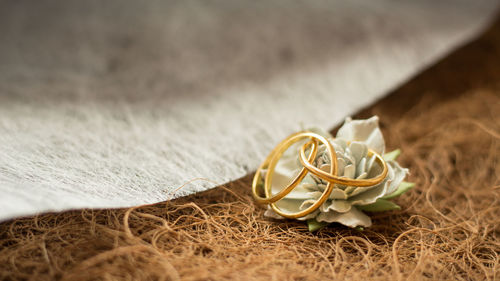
<box><xmin>307</xmin><ymin>219</ymin><xmax>328</xmax><ymax>232</ymax></box>
<box><xmin>382</xmin><ymin>181</ymin><xmax>415</xmax><ymax>199</ymax></box>
<box><xmin>357</xmin><ymin>199</ymin><xmax>401</xmax><ymax>212</ymax></box>
<box><xmin>383</xmin><ymin>149</ymin><xmax>401</xmax><ymax>161</ymax></box>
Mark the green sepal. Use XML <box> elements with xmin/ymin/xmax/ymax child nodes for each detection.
<box><xmin>382</xmin><ymin>181</ymin><xmax>415</xmax><ymax>200</ymax></box>
<box><xmin>357</xmin><ymin>199</ymin><xmax>401</xmax><ymax>212</ymax></box>
<box><xmin>383</xmin><ymin>149</ymin><xmax>401</xmax><ymax>161</ymax></box>
<box><xmin>307</xmin><ymin>219</ymin><xmax>328</xmax><ymax>232</ymax></box>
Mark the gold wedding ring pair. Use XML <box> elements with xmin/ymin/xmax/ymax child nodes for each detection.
<box><xmin>252</xmin><ymin>131</ymin><xmax>388</xmax><ymax>219</ymax></box>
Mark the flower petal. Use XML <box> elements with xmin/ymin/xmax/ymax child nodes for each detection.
<box><xmin>300</xmin><ymin>199</ymin><xmax>318</xmax><ymax>210</ymax></box>
<box><xmin>331</xmin><ymin>138</ymin><xmax>347</xmax><ymax>153</ymax></box>
<box><xmin>265</xmin><ymin>199</ymin><xmax>319</xmax><ymax>220</ymax></box>
<box><xmin>347</xmin><ymin>182</ymin><xmax>381</xmax><ymax>197</ymax></box>
<box><xmin>356</xmin><ymin>157</ymin><xmax>367</xmax><ymax>178</ymax></box>
<box><xmin>348</xmin><ymin>179</ymin><xmax>389</xmax><ymax>205</ymax></box>
<box><xmin>383</xmin><ymin>149</ymin><xmax>401</xmax><ymax>161</ymax></box>
<box><xmin>307</xmin><ymin>219</ymin><xmax>328</xmax><ymax>232</ymax></box>
<box><xmin>344</xmin><ymin>186</ymin><xmax>357</xmax><ymax>194</ymax></box>
<box><xmin>347</xmin><ymin>159</ymin><xmax>408</xmax><ymax>200</ymax></box>
<box><xmin>366</xmin><ymin>154</ymin><xmax>376</xmax><ymax>172</ymax></box>
<box><xmin>269</xmin><ymin>154</ymin><xmax>300</xmax><ymax>195</ymax></box>
<box><xmin>329</xmin><ymin>188</ymin><xmax>348</xmax><ymax>199</ymax></box>
<box><xmin>300</xmin><ymin>174</ymin><xmax>320</xmax><ymax>191</ymax></box>
<box><xmin>382</xmin><ymin>181</ymin><xmax>415</xmax><ymax>199</ymax></box>
<box><xmin>343</xmin><ymin>164</ymin><xmax>355</xmax><ymax>178</ymax></box>
<box><xmin>384</xmin><ymin>160</ymin><xmax>409</xmax><ymax>195</ymax></box>
<box><xmin>316</xmin><ymin>207</ymin><xmax>372</xmax><ymax>228</ymax></box>
<box><xmin>356</xmin><ymin>172</ymin><xmax>368</xmax><ymax>180</ymax></box>
<box><xmin>356</xmin><ymin>199</ymin><xmax>401</xmax><ymax>212</ymax></box>
<box><xmin>349</xmin><ymin>142</ymin><xmax>368</xmax><ymax>165</ymax></box>
<box><xmin>321</xmin><ymin>199</ymin><xmax>352</xmax><ymax>213</ymax></box>
<box><xmin>336</xmin><ymin>116</ymin><xmax>385</xmax><ymax>154</ymax></box>
<box><xmin>336</xmin><ymin>157</ymin><xmax>346</xmax><ymax>177</ymax></box>
<box><xmin>268</xmin><ymin>141</ymin><xmax>317</xmax><ymax>199</ymax></box>
<box><xmin>347</xmin><ymin>157</ymin><xmax>391</xmax><ymax>198</ymax></box>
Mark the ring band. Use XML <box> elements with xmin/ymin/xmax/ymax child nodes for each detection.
<box><xmin>252</xmin><ymin>131</ymin><xmax>389</xmax><ymax>219</ymax></box>
<box><xmin>252</xmin><ymin>133</ymin><xmax>319</xmax><ymax>204</ymax></box>
<box><xmin>298</xmin><ymin>142</ymin><xmax>388</xmax><ymax>187</ymax></box>
<box><xmin>265</xmin><ymin>132</ymin><xmax>338</xmax><ymax>219</ymax></box>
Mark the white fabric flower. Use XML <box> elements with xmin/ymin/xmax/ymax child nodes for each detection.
<box><xmin>264</xmin><ymin>116</ymin><xmax>410</xmax><ymax>228</ymax></box>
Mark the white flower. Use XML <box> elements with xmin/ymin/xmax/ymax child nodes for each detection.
<box><xmin>264</xmin><ymin>116</ymin><xmax>410</xmax><ymax>229</ymax></box>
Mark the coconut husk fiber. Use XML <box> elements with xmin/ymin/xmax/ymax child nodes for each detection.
<box><xmin>1</xmin><ymin>15</ymin><xmax>500</xmax><ymax>281</ymax></box>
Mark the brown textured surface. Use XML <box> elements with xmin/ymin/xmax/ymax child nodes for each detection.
<box><xmin>1</xmin><ymin>17</ymin><xmax>500</xmax><ymax>281</ymax></box>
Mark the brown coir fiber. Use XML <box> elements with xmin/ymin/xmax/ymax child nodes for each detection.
<box><xmin>2</xmin><ymin>18</ymin><xmax>500</xmax><ymax>281</ymax></box>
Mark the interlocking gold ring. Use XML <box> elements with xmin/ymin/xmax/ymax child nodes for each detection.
<box><xmin>253</xmin><ymin>132</ymin><xmax>338</xmax><ymax>219</ymax></box>
<box><xmin>252</xmin><ymin>130</ymin><xmax>389</xmax><ymax>219</ymax></box>
<box><xmin>252</xmin><ymin>133</ymin><xmax>319</xmax><ymax>204</ymax></box>
<box><xmin>298</xmin><ymin>142</ymin><xmax>388</xmax><ymax>187</ymax></box>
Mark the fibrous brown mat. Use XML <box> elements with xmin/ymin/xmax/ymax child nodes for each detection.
<box><xmin>1</xmin><ymin>18</ymin><xmax>500</xmax><ymax>281</ymax></box>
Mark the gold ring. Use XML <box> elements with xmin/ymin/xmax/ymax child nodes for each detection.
<box><xmin>298</xmin><ymin>141</ymin><xmax>388</xmax><ymax>187</ymax></box>
<box><xmin>252</xmin><ymin>133</ymin><xmax>319</xmax><ymax>204</ymax></box>
<box><xmin>265</xmin><ymin>132</ymin><xmax>338</xmax><ymax>219</ymax></box>
<box><xmin>252</xmin><ymin>130</ymin><xmax>389</xmax><ymax>220</ymax></box>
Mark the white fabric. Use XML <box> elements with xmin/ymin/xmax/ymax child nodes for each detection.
<box><xmin>0</xmin><ymin>0</ymin><xmax>497</xmax><ymax>221</ymax></box>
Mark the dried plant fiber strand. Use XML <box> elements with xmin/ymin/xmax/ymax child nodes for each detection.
<box><xmin>0</xmin><ymin>0</ymin><xmax>498</xmax><ymax>222</ymax></box>
<box><xmin>1</xmin><ymin>19</ymin><xmax>500</xmax><ymax>278</ymax></box>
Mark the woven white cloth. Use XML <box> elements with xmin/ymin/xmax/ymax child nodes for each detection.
<box><xmin>0</xmin><ymin>0</ymin><xmax>497</xmax><ymax>221</ymax></box>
